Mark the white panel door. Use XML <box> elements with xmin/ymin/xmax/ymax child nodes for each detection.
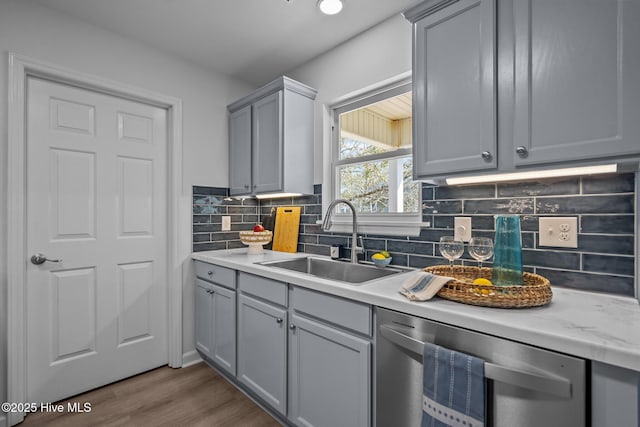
<box><xmin>26</xmin><ymin>77</ymin><xmax>168</xmax><ymax>404</ymax></box>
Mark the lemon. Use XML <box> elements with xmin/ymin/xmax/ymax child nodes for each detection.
<box><xmin>380</xmin><ymin>251</ymin><xmax>391</xmax><ymax>258</ymax></box>
<box><xmin>372</xmin><ymin>253</ymin><xmax>386</xmax><ymax>260</ymax></box>
<box><xmin>473</xmin><ymin>278</ymin><xmax>493</xmax><ymax>286</ymax></box>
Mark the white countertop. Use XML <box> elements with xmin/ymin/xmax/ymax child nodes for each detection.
<box><xmin>192</xmin><ymin>248</ymin><xmax>640</xmax><ymax>372</ymax></box>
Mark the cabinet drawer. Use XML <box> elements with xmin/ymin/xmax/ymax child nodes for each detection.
<box><xmin>238</xmin><ymin>272</ymin><xmax>287</xmax><ymax>306</ymax></box>
<box><xmin>194</xmin><ymin>261</ymin><xmax>236</xmax><ymax>289</ymax></box>
<box><xmin>291</xmin><ymin>286</ymin><xmax>372</xmax><ymax>336</ymax></box>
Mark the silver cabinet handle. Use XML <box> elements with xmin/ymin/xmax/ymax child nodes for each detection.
<box><xmin>276</xmin><ymin>318</ymin><xmax>283</xmax><ymax>324</ymax></box>
<box><xmin>207</xmin><ymin>270</ymin><xmax>214</xmax><ymax>276</ymax></box>
<box><xmin>379</xmin><ymin>324</ymin><xmax>571</xmax><ymax>398</ymax></box>
<box><xmin>516</xmin><ymin>146</ymin><xmax>529</xmax><ymax>157</ymax></box>
<box><xmin>31</xmin><ymin>253</ymin><xmax>62</xmax><ymax>265</ymax></box>
<box><xmin>289</xmin><ymin>324</ymin><xmax>296</xmax><ymax>330</ymax></box>
<box><xmin>481</xmin><ymin>151</ymin><xmax>492</xmax><ymax>160</ymax></box>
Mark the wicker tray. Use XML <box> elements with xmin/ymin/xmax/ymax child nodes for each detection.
<box><xmin>424</xmin><ymin>265</ymin><xmax>552</xmax><ymax>309</ymax></box>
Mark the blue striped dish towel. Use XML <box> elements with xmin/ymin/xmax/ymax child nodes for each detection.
<box><xmin>399</xmin><ymin>271</ymin><xmax>454</xmax><ymax>301</ymax></box>
<box><xmin>422</xmin><ymin>342</ymin><xmax>485</xmax><ymax>427</ymax></box>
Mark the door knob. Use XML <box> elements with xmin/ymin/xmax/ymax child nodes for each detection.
<box><xmin>30</xmin><ymin>253</ymin><xmax>62</xmax><ymax>265</ymax></box>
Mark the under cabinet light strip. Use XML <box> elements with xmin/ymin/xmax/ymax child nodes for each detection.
<box><xmin>445</xmin><ymin>164</ymin><xmax>618</xmax><ymax>185</ymax></box>
<box><xmin>255</xmin><ymin>192</ymin><xmax>303</xmax><ymax>199</ymax></box>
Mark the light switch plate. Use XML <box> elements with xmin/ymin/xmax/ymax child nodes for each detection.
<box><xmin>454</xmin><ymin>217</ymin><xmax>472</xmax><ymax>242</ymax></box>
<box><xmin>539</xmin><ymin>217</ymin><xmax>578</xmax><ymax>248</ymax></box>
<box><xmin>221</xmin><ymin>216</ymin><xmax>231</xmax><ymax>231</ymax></box>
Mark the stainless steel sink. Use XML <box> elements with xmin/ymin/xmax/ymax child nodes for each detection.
<box><xmin>258</xmin><ymin>257</ymin><xmax>406</xmax><ymax>285</ymax></box>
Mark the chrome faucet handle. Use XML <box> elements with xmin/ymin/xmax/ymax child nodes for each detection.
<box><xmin>355</xmin><ymin>236</ymin><xmax>365</xmax><ymax>254</ymax></box>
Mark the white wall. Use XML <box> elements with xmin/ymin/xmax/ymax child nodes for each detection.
<box><xmin>286</xmin><ymin>14</ymin><xmax>413</xmax><ymax>184</ymax></box>
<box><xmin>0</xmin><ymin>0</ymin><xmax>253</xmax><ymax>411</ymax></box>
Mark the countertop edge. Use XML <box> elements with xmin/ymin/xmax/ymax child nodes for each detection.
<box><xmin>192</xmin><ymin>249</ymin><xmax>640</xmax><ymax>372</ymax></box>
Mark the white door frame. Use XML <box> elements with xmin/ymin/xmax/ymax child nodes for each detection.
<box><xmin>7</xmin><ymin>53</ymin><xmax>184</xmax><ymax>426</ymax></box>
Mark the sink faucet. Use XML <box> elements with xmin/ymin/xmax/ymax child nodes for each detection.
<box><xmin>321</xmin><ymin>199</ymin><xmax>364</xmax><ymax>264</ymax></box>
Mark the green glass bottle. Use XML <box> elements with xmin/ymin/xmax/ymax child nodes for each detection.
<box><xmin>492</xmin><ymin>215</ymin><xmax>523</xmax><ymax>286</ymax></box>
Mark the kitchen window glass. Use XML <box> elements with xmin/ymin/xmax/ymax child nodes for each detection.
<box><xmin>325</xmin><ymin>78</ymin><xmax>423</xmax><ymax>235</ymax></box>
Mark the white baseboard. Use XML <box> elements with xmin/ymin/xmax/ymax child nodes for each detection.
<box><xmin>181</xmin><ymin>350</ymin><xmax>202</xmax><ymax>368</ymax></box>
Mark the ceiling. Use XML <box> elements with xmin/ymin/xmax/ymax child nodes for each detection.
<box><xmin>366</xmin><ymin>92</ymin><xmax>412</xmax><ymax>121</ymax></box>
<box><xmin>34</xmin><ymin>0</ymin><xmax>420</xmax><ymax>86</ymax></box>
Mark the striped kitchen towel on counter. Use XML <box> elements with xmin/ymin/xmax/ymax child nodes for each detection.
<box><xmin>422</xmin><ymin>342</ymin><xmax>485</xmax><ymax>427</ymax></box>
<box><xmin>399</xmin><ymin>271</ymin><xmax>454</xmax><ymax>301</ymax></box>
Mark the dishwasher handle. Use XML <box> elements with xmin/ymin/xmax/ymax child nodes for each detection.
<box><xmin>379</xmin><ymin>324</ymin><xmax>572</xmax><ymax>398</ymax></box>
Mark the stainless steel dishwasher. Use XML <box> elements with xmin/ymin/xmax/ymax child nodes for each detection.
<box><xmin>375</xmin><ymin>307</ymin><xmax>587</xmax><ymax>427</ymax></box>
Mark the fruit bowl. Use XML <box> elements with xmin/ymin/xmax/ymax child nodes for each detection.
<box><xmin>372</xmin><ymin>256</ymin><xmax>392</xmax><ymax>268</ymax></box>
<box><xmin>239</xmin><ymin>230</ymin><xmax>273</xmax><ymax>254</ymax></box>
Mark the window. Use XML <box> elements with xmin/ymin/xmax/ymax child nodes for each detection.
<box><xmin>324</xmin><ymin>78</ymin><xmax>424</xmax><ymax>235</ymax></box>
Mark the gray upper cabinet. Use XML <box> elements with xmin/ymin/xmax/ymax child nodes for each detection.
<box><xmin>513</xmin><ymin>0</ymin><xmax>640</xmax><ymax>166</ymax></box>
<box><xmin>288</xmin><ymin>313</ymin><xmax>371</xmax><ymax>427</ymax></box>
<box><xmin>229</xmin><ymin>105</ymin><xmax>252</xmax><ymax>195</ymax></box>
<box><xmin>227</xmin><ymin>76</ymin><xmax>317</xmax><ymax>197</ymax></box>
<box><xmin>252</xmin><ymin>92</ymin><xmax>283</xmax><ymax>194</ymax></box>
<box><xmin>405</xmin><ymin>0</ymin><xmax>640</xmax><ymax>181</ymax></box>
<box><xmin>406</xmin><ymin>0</ymin><xmax>497</xmax><ymax>178</ymax></box>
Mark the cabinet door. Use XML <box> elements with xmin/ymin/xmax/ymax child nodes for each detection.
<box><xmin>289</xmin><ymin>314</ymin><xmax>371</xmax><ymax>427</ymax></box>
<box><xmin>252</xmin><ymin>91</ymin><xmax>283</xmax><ymax>194</ymax></box>
<box><xmin>413</xmin><ymin>0</ymin><xmax>497</xmax><ymax>178</ymax></box>
<box><xmin>229</xmin><ymin>105</ymin><xmax>252</xmax><ymax>195</ymax></box>
<box><xmin>211</xmin><ymin>284</ymin><xmax>236</xmax><ymax>375</ymax></box>
<box><xmin>194</xmin><ymin>279</ymin><xmax>213</xmax><ymax>359</ymax></box>
<box><xmin>591</xmin><ymin>362</ymin><xmax>638</xmax><ymax>427</ymax></box>
<box><xmin>237</xmin><ymin>294</ymin><xmax>287</xmax><ymax>414</ymax></box>
<box><xmin>513</xmin><ymin>0</ymin><xmax>640</xmax><ymax>166</ymax></box>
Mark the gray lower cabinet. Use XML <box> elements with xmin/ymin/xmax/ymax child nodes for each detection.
<box><xmin>234</xmin><ymin>272</ymin><xmax>373</xmax><ymax>426</ymax></box>
<box><xmin>237</xmin><ymin>293</ymin><xmax>288</xmax><ymax>415</ymax></box>
<box><xmin>195</xmin><ymin>279</ymin><xmax>214</xmax><ymax>357</ymax></box>
<box><xmin>591</xmin><ymin>361</ymin><xmax>639</xmax><ymax>427</ymax></box>
<box><xmin>194</xmin><ymin>279</ymin><xmax>237</xmax><ymax>375</ymax></box>
<box><xmin>288</xmin><ymin>313</ymin><xmax>371</xmax><ymax>427</ymax></box>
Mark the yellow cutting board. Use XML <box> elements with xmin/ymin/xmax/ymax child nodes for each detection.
<box><xmin>272</xmin><ymin>206</ymin><xmax>301</xmax><ymax>253</ymax></box>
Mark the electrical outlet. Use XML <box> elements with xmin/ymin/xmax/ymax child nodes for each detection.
<box><xmin>539</xmin><ymin>217</ymin><xmax>578</xmax><ymax>248</ymax></box>
<box><xmin>454</xmin><ymin>217</ymin><xmax>472</xmax><ymax>242</ymax></box>
<box><xmin>221</xmin><ymin>216</ymin><xmax>231</xmax><ymax>231</ymax></box>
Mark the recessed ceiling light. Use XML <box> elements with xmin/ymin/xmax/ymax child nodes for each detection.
<box><xmin>318</xmin><ymin>0</ymin><xmax>344</xmax><ymax>15</ymax></box>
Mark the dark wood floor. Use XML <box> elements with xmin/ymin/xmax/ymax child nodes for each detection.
<box><xmin>22</xmin><ymin>362</ymin><xmax>281</xmax><ymax>426</ymax></box>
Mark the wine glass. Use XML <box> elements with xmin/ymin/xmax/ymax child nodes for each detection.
<box><xmin>468</xmin><ymin>237</ymin><xmax>494</xmax><ymax>269</ymax></box>
<box><xmin>439</xmin><ymin>236</ymin><xmax>464</xmax><ymax>274</ymax></box>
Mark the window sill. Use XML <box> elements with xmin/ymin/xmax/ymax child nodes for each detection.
<box><xmin>317</xmin><ymin>219</ymin><xmax>430</xmax><ymax>237</ymax></box>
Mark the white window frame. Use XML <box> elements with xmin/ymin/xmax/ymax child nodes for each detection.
<box><xmin>322</xmin><ymin>75</ymin><xmax>427</xmax><ymax>236</ymax></box>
